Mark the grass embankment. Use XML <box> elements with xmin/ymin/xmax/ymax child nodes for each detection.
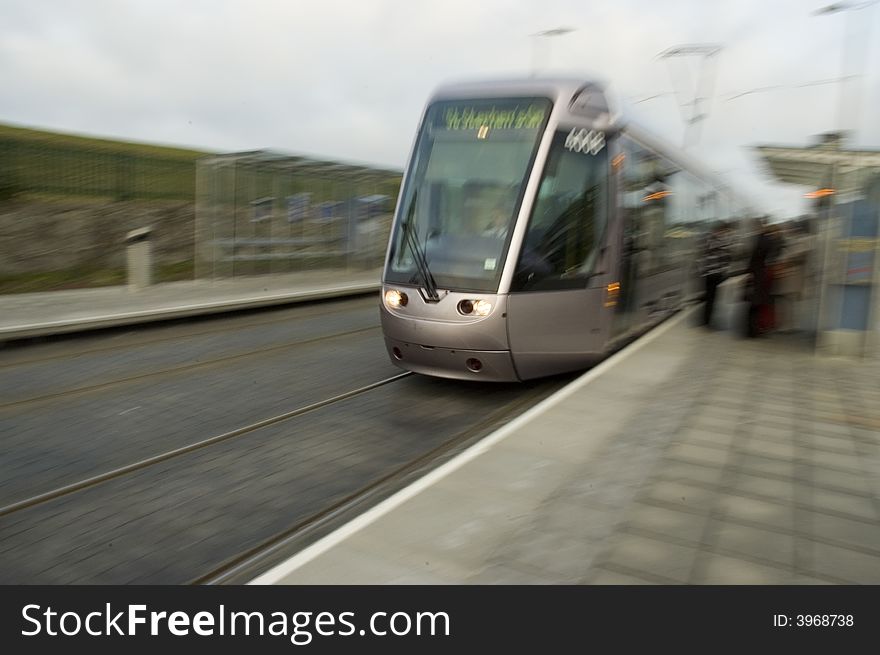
<box><xmin>0</xmin><ymin>122</ymin><xmax>208</xmax><ymax>201</ymax></box>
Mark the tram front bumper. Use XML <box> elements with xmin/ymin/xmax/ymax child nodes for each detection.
<box><xmin>383</xmin><ymin>336</ymin><xmax>520</xmax><ymax>382</ymax></box>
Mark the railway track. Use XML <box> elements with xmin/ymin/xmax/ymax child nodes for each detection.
<box><xmin>192</xmin><ymin>379</ymin><xmax>560</xmax><ymax>584</ymax></box>
<box><xmin>0</xmin><ymin>296</ymin><xmax>573</xmax><ymax>584</ymax></box>
<box><xmin>0</xmin><ymin>352</ymin><xmax>562</xmax><ymax>584</ymax></box>
<box><xmin>0</xmin><ymin>372</ymin><xmax>411</xmax><ymax>519</ymax></box>
<box><xmin>0</xmin><ymin>295</ymin><xmax>376</xmax><ymax>369</ymax></box>
<box><xmin>0</xmin><ymin>325</ymin><xmax>381</xmax><ymax>410</ymax></box>
<box><xmin>0</xmin><ymin>298</ymin><xmax>381</xmax><ymax>409</ymax></box>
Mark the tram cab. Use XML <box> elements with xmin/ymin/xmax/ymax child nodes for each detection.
<box><xmin>380</xmin><ymin>78</ymin><xmax>727</xmax><ymax>381</ymax></box>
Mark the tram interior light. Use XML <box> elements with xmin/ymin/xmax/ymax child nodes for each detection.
<box><xmin>642</xmin><ymin>190</ymin><xmax>672</xmax><ymax>202</ymax></box>
<box><xmin>605</xmin><ymin>281</ymin><xmax>620</xmax><ymax>307</ymax></box>
<box><xmin>804</xmin><ymin>188</ymin><xmax>835</xmax><ymax>199</ymax></box>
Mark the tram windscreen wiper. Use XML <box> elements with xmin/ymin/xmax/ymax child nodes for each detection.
<box><xmin>400</xmin><ymin>192</ymin><xmax>440</xmax><ymax>301</ymax></box>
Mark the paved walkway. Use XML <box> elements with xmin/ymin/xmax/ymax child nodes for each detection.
<box><xmin>253</xmin><ymin>309</ymin><xmax>880</xmax><ymax>585</ymax></box>
<box><xmin>0</xmin><ymin>269</ymin><xmax>382</xmax><ymax>340</ymax></box>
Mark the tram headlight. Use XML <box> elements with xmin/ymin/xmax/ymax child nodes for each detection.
<box><xmin>384</xmin><ymin>289</ymin><xmax>408</xmax><ymax>308</ymax></box>
<box><xmin>473</xmin><ymin>299</ymin><xmax>493</xmax><ymax>316</ymax></box>
<box><xmin>457</xmin><ymin>298</ymin><xmax>493</xmax><ymax>316</ymax></box>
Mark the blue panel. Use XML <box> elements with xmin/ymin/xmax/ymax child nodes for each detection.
<box><xmin>841</xmin><ymin>285</ymin><xmax>871</xmax><ymax>330</ymax></box>
<box><xmin>850</xmin><ymin>199</ymin><xmax>879</xmax><ymax>237</ymax></box>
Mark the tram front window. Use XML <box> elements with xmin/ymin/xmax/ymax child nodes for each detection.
<box><xmin>512</xmin><ymin>128</ymin><xmax>609</xmax><ymax>291</ymax></box>
<box><xmin>386</xmin><ymin>97</ymin><xmax>552</xmax><ymax>293</ymax></box>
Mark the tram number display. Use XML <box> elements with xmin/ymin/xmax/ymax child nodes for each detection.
<box><xmin>565</xmin><ymin>127</ymin><xmax>605</xmax><ymax>155</ymax></box>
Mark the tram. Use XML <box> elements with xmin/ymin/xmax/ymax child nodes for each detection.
<box><xmin>380</xmin><ymin>77</ymin><xmax>748</xmax><ymax>381</ymax></box>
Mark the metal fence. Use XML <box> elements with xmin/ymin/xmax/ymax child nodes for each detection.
<box><xmin>195</xmin><ymin>151</ymin><xmax>402</xmax><ymax>278</ymax></box>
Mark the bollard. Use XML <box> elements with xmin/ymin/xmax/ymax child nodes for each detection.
<box><xmin>124</xmin><ymin>227</ymin><xmax>153</xmax><ymax>290</ymax></box>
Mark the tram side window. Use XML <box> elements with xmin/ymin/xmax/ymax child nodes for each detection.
<box><xmin>512</xmin><ymin>129</ymin><xmax>608</xmax><ymax>291</ymax></box>
<box><xmin>623</xmin><ymin>138</ymin><xmax>656</xmax><ymax>277</ymax></box>
<box><xmin>665</xmin><ymin>171</ymin><xmax>702</xmax><ymax>267</ymax></box>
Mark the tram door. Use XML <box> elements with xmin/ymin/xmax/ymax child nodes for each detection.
<box><xmin>612</xmin><ymin>202</ymin><xmax>640</xmax><ymax>339</ymax></box>
<box><xmin>507</xmin><ymin>127</ymin><xmax>612</xmax><ymax>379</ymax></box>
<box><xmin>610</xmin><ymin>136</ymin><xmax>679</xmax><ymax>339</ymax></box>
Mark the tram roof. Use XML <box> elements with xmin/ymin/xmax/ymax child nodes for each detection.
<box><xmin>430</xmin><ymin>76</ymin><xmax>612</xmax><ymax>103</ymax></box>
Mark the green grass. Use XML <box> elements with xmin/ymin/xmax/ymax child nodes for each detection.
<box><xmin>0</xmin><ymin>122</ymin><xmax>404</xmax><ymax>203</ymax></box>
<box><xmin>0</xmin><ymin>122</ymin><xmax>209</xmax><ymax>201</ymax></box>
<box><xmin>0</xmin><ymin>123</ymin><xmax>208</xmax><ymax>159</ymax></box>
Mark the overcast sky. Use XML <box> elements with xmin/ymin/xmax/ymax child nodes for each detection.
<box><xmin>2</xmin><ymin>0</ymin><xmax>879</xmax><ymax>217</ymax></box>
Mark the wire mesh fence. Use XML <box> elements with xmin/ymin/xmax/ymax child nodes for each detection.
<box><xmin>195</xmin><ymin>151</ymin><xmax>401</xmax><ymax>278</ymax></box>
<box><xmin>0</xmin><ymin>125</ymin><xmax>404</xmax><ymax>286</ymax></box>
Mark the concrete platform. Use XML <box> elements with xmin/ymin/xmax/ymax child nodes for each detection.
<box><xmin>0</xmin><ymin>269</ymin><xmax>382</xmax><ymax>341</ymax></box>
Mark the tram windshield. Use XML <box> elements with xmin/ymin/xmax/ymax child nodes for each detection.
<box><xmin>386</xmin><ymin>97</ymin><xmax>552</xmax><ymax>293</ymax></box>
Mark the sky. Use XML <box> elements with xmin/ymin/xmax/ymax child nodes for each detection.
<box><xmin>2</xmin><ymin>0</ymin><xmax>879</xmax><ymax>218</ymax></box>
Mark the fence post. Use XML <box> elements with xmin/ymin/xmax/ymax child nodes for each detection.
<box><xmin>125</xmin><ymin>227</ymin><xmax>153</xmax><ymax>289</ymax></box>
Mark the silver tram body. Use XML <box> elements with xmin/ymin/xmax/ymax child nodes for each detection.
<box><xmin>380</xmin><ymin>78</ymin><xmax>747</xmax><ymax>381</ymax></box>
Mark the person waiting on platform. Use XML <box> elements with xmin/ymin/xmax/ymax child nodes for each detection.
<box><xmin>699</xmin><ymin>222</ymin><xmax>732</xmax><ymax>329</ymax></box>
<box><xmin>774</xmin><ymin>221</ymin><xmax>813</xmax><ymax>332</ymax></box>
<box><xmin>745</xmin><ymin>221</ymin><xmax>783</xmax><ymax>337</ymax></box>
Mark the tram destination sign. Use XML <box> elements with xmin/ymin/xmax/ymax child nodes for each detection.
<box><xmin>437</xmin><ymin>99</ymin><xmax>549</xmax><ymax>132</ymax></box>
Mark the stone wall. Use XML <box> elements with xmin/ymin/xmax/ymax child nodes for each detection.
<box><xmin>0</xmin><ymin>198</ymin><xmax>194</xmax><ymax>275</ymax></box>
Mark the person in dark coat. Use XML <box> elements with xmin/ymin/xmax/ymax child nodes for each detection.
<box><xmin>746</xmin><ymin>222</ymin><xmax>782</xmax><ymax>337</ymax></box>
<box><xmin>700</xmin><ymin>222</ymin><xmax>732</xmax><ymax>328</ymax></box>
